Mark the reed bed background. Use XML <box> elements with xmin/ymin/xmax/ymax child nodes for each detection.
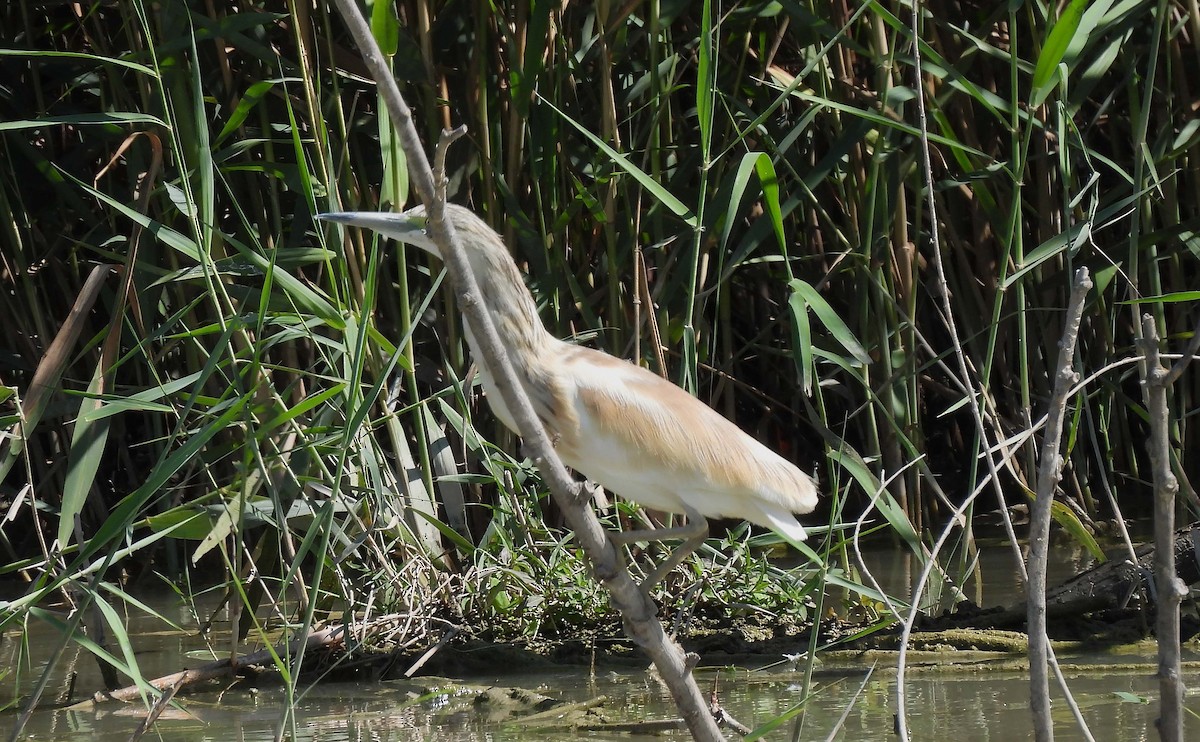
<box><xmin>0</xmin><ymin>0</ymin><xmax>1197</xmax><ymax>710</ymax></box>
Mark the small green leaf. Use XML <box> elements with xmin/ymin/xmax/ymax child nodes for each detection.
<box><xmin>1121</xmin><ymin>291</ymin><xmax>1200</xmax><ymax>305</ymax></box>
<box><xmin>696</xmin><ymin>0</ymin><xmax>715</xmax><ymax>155</ymax></box>
<box><xmin>1003</xmin><ymin>221</ymin><xmax>1088</xmax><ymax>288</ymax></box>
<box><xmin>789</xmin><ymin>280</ymin><xmax>871</xmax><ymax>367</ymax></box>
<box><xmin>144</xmin><ymin>508</ymin><xmax>215</xmax><ymax>540</ymax></box>
<box><xmin>1030</xmin><ymin>0</ymin><xmax>1089</xmax><ymax>107</ymax></box>
<box><xmin>216</xmin><ymin>78</ymin><xmax>281</xmax><ymax>145</ymax></box>
<box><xmin>370</xmin><ymin>0</ymin><xmax>399</xmax><ymax>55</ymax></box>
<box><xmin>1050</xmin><ymin>500</ymin><xmax>1105</xmax><ymax>562</ymax></box>
<box><xmin>59</xmin><ymin>364</ymin><xmax>110</xmax><ymax>550</ymax></box>
<box><xmin>539</xmin><ymin>96</ymin><xmax>696</xmax><ymax>225</ymax></box>
<box><xmin>787</xmin><ymin>284</ymin><xmax>814</xmax><ymax>394</ymax></box>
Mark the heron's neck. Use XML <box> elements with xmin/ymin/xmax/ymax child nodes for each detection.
<box><xmin>467</xmin><ymin>248</ymin><xmax>556</xmax><ymax>362</ymax></box>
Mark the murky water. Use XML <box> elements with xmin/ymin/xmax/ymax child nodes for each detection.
<box><xmin>10</xmin><ymin>658</ymin><xmax>1183</xmax><ymax>741</ymax></box>
<box><xmin>5</xmin><ymin>541</ymin><xmax>1189</xmax><ymax>741</ymax></box>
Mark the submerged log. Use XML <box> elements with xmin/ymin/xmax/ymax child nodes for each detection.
<box><xmin>74</xmin><ymin>624</ymin><xmax>349</xmax><ymax>707</ymax></box>
<box><xmin>1040</xmin><ymin>523</ymin><xmax>1200</xmax><ymax>615</ymax></box>
<box><xmin>935</xmin><ymin>523</ymin><xmax>1200</xmax><ymax>632</ymax></box>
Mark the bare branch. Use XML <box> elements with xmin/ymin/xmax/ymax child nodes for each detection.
<box><xmin>1027</xmin><ymin>267</ymin><xmax>1094</xmax><ymax>742</ymax></box>
<box><xmin>326</xmin><ymin>2</ymin><xmax>724</xmax><ymax>738</ymax></box>
<box><xmin>1139</xmin><ymin>314</ymin><xmax>1186</xmax><ymax>742</ymax></box>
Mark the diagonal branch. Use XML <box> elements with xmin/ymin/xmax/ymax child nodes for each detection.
<box><xmin>326</xmin><ymin>2</ymin><xmax>724</xmax><ymax>738</ymax></box>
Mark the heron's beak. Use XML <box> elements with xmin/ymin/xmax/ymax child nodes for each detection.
<box><xmin>315</xmin><ymin>210</ymin><xmax>437</xmax><ymax>254</ymax></box>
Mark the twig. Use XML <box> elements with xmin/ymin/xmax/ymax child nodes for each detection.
<box><xmin>1139</xmin><ymin>313</ymin><xmax>1187</xmax><ymax>742</ymax></box>
<box><xmin>77</xmin><ymin>624</ymin><xmax>346</xmax><ymax>706</ymax></box>
<box><xmin>895</xmin><ymin>467</ymin><xmax>991</xmax><ymax>738</ymax></box>
<box><xmin>402</xmin><ymin>626</ymin><xmax>459</xmax><ymax>678</ymax></box>
<box><xmin>580</xmin><ymin>718</ymin><xmax>686</xmax><ymax>733</ymax></box>
<box><xmin>1160</xmin><ymin>312</ymin><xmax>1200</xmax><ymax>387</ymax></box>
<box><xmin>1027</xmin><ymin>267</ymin><xmax>1093</xmax><ymax>742</ymax></box>
<box><xmin>707</xmin><ymin>678</ymin><xmax>751</xmax><ymax>736</ymax></box>
<box><xmin>709</xmin><ymin>693</ymin><xmax>751</xmax><ymax>736</ymax></box>
<box><xmin>73</xmin><ymin>517</ymin><xmax>120</xmax><ymax>692</ymax></box>
<box><xmin>518</xmin><ymin>695</ymin><xmax>609</xmax><ymax>724</ymax></box>
<box><xmin>126</xmin><ymin>674</ymin><xmax>183</xmax><ymax>742</ymax></box>
<box><xmin>898</xmin><ymin>2</ymin><xmax>1028</xmax><ymax>736</ymax></box>
<box><xmin>853</xmin><ymin>460</ymin><xmax>922</xmax><ymax>620</ymax></box>
<box><xmin>326</xmin><ymin>2</ymin><xmax>724</xmax><ymax>738</ymax></box>
<box><xmin>822</xmin><ymin>665</ymin><xmax>876</xmax><ymax>742</ymax></box>
<box><xmin>56</xmin><ymin>672</ymin><xmax>77</xmax><ymax>706</ymax></box>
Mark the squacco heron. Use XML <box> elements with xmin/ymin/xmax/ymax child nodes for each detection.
<box><xmin>317</xmin><ymin>204</ymin><xmax>818</xmax><ymax>588</ymax></box>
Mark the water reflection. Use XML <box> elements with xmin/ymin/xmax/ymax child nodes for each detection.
<box><xmin>856</xmin><ymin>538</ymin><xmax>1099</xmax><ymax>607</ymax></box>
<box><xmin>15</xmin><ymin>663</ymin><xmax>1182</xmax><ymax>741</ymax></box>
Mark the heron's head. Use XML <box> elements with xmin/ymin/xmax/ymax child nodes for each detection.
<box><xmin>316</xmin><ymin>204</ymin><xmax>542</xmax><ymax>341</ymax></box>
<box><xmin>315</xmin><ymin>204</ymin><xmax>499</xmax><ymax>260</ymax></box>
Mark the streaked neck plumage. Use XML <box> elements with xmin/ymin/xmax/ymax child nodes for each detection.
<box><xmin>428</xmin><ymin>207</ymin><xmax>569</xmax><ymax>437</ymax></box>
<box><xmin>455</xmin><ymin>215</ymin><xmax>557</xmax><ymax>363</ymax></box>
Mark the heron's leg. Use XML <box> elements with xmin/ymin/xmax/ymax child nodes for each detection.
<box><xmin>609</xmin><ymin>505</ymin><xmax>710</xmax><ymax>592</ymax></box>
